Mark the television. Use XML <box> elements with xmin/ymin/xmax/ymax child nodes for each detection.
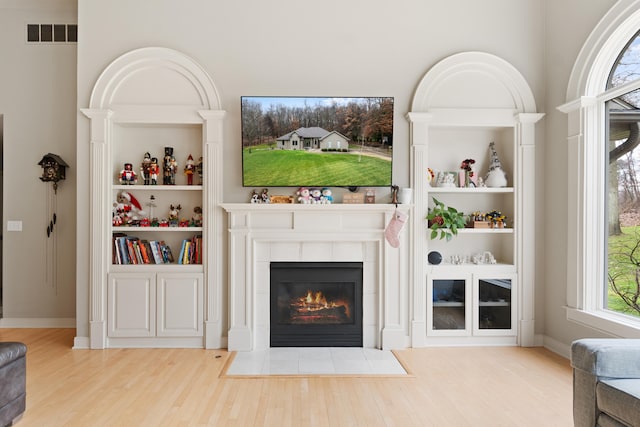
<box><xmin>241</xmin><ymin>96</ymin><xmax>393</xmax><ymax>188</ymax></box>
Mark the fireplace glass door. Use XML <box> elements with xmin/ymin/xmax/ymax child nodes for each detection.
<box><xmin>270</xmin><ymin>262</ymin><xmax>363</xmax><ymax>347</ymax></box>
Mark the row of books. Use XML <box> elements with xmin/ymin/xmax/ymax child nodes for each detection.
<box><xmin>113</xmin><ymin>234</ymin><xmax>175</xmax><ymax>265</ymax></box>
<box><xmin>178</xmin><ymin>235</ymin><xmax>203</xmax><ymax>264</ymax></box>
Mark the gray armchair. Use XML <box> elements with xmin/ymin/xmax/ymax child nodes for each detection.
<box><xmin>571</xmin><ymin>339</ymin><xmax>640</xmax><ymax>427</ymax></box>
<box><xmin>0</xmin><ymin>342</ymin><xmax>26</xmax><ymax>427</ymax></box>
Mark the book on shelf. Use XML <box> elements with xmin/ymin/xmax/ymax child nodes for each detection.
<box><xmin>112</xmin><ymin>234</ymin><xmax>177</xmax><ymax>265</ymax></box>
<box><xmin>160</xmin><ymin>241</ymin><xmax>174</xmax><ymax>264</ymax></box>
<box><xmin>178</xmin><ymin>235</ymin><xmax>203</xmax><ymax>264</ymax></box>
<box><xmin>150</xmin><ymin>241</ymin><xmax>163</xmax><ymax>264</ymax></box>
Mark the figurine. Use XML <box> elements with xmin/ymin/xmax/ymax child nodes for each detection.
<box><xmin>184</xmin><ymin>154</ymin><xmax>195</xmax><ymax>185</ymax></box>
<box><xmin>169</xmin><ymin>204</ymin><xmax>182</xmax><ymax>226</ymax></box>
<box><xmin>141</xmin><ymin>152</ymin><xmax>152</xmax><ymax>185</ymax></box>
<box><xmin>163</xmin><ymin>147</ymin><xmax>177</xmax><ymax>185</ymax></box>
<box><xmin>191</xmin><ymin>206</ymin><xmax>202</xmax><ymax>227</ymax></box>
<box><xmin>196</xmin><ymin>156</ymin><xmax>204</xmax><ymax>185</ymax></box>
<box><xmin>250</xmin><ymin>190</ymin><xmax>261</xmax><ymax>203</ymax></box>
<box><xmin>146</xmin><ymin>195</ymin><xmax>157</xmax><ymax>220</ymax></box>
<box><xmin>120</xmin><ymin>163</ymin><xmax>137</xmax><ymax>185</ymax></box>
<box><xmin>149</xmin><ymin>157</ymin><xmax>160</xmax><ymax>185</ymax></box>
<box><xmin>485</xmin><ymin>142</ymin><xmax>508</xmax><ymax>187</ymax></box>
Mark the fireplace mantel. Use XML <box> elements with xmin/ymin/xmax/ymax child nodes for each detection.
<box><xmin>221</xmin><ymin>203</ymin><xmax>412</xmax><ymax>351</ymax></box>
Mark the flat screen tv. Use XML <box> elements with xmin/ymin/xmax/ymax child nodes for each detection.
<box><xmin>241</xmin><ymin>96</ymin><xmax>393</xmax><ymax>187</ymax></box>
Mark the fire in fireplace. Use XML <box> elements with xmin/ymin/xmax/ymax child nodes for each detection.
<box><xmin>270</xmin><ymin>262</ymin><xmax>363</xmax><ymax>347</ymax></box>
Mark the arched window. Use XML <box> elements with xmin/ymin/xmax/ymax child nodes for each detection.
<box><xmin>560</xmin><ymin>2</ymin><xmax>640</xmax><ymax>337</ymax></box>
<box><xmin>606</xmin><ymin>31</ymin><xmax>640</xmax><ymax>321</ymax></box>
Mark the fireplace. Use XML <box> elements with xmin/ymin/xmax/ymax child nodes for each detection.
<box><xmin>270</xmin><ymin>262</ymin><xmax>363</xmax><ymax>347</ymax></box>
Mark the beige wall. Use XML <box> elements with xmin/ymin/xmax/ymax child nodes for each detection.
<box><xmin>0</xmin><ymin>0</ymin><xmax>77</xmax><ymax>322</ymax></box>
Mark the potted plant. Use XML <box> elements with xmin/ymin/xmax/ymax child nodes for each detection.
<box><xmin>426</xmin><ymin>197</ymin><xmax>467</xmax><ymax>241</ymax></box>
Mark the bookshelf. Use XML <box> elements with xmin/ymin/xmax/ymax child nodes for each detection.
<box><xmin>82</xmin><ymin>47</ymin><xmax>225</xmax><ymax>349</ymax></box>
<box><xmin>407</xmin><ymin>52</ymin><xmax>543</xmax><ymax>346</ymax></box>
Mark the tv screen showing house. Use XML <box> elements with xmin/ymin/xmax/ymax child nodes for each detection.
<box><xmin>241</xmin><ymin>96</ymin><xmax>393</xmax><ymax>187</ymax></box>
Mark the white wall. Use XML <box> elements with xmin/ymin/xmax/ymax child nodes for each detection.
<box><xmin>0</xmin><ymin>0</ymin><xmax>77</xmax><ymax>323</ymax></box>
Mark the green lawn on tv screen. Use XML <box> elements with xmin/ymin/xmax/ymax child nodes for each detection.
<box><xmin>242</xmin><ymin>148</ymin><xmax>391</xmax><ymax>187</ymax></box>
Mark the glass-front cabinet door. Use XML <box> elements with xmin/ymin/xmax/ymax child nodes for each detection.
<box><xmin>427</xmin><ymin>273</ymin><xmax>472</xmax><ymax>336</ymax></box>
<box><xmin>473</xmin><ymin>274</ymin><xmax>517</xmax><ymax>336</ymax></box>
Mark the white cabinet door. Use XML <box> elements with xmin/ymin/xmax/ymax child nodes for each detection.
<box><xmin>156</xmin><ymin>273</ymin><xmax>203</xmax><ymax>337</ymax></box>
<box><xmin>108</xmin><ymin>273</ymin><xmax>156</xmax><ymax>337</ymax></box>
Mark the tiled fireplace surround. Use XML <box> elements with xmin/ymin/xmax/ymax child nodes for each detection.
<box><xmin>222</xmin><ymin>204</ymin><xmax>411</xmax><ymax>351</ymax></box>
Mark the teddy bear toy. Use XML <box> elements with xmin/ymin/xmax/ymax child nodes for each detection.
<box><xmin>321</xmin><ymin>187</ymin><xmax>333</xmax><ymax>204</ymax></box>
<box><xmin>297</xmin><ymin>187</ymin><xmax>311</xmax><ymax>204</ymax></box>
<box><xmin>310</xmin><ymin>188</ymin><xmax>322</xmax><ymax>204</ymax></box>
<box><xmin>113</xmin><ymin>190</ymin><xmax>146</xmax><ymax>225</ymax></box>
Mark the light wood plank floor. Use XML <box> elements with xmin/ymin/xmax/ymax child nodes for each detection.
<box><xmin>0</xmin><ymin>329</ymin><xmax>574</xmax><ymax>427</ymax></box>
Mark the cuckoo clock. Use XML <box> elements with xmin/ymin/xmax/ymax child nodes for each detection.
<box><xmin>38</xmin><ymin>153</ymin><xmax>69</xmax><ymax>237</ymax></box>
<box><xmin>38</xmin><ymin>153</ymin><xmax>68</xmax><ymax>192</ymax></box>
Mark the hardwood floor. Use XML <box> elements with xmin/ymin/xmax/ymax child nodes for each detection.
<box><xmin>0</xmin><ymin>329</ymin><xmax>574</xmax><ymax>426</ymax></box>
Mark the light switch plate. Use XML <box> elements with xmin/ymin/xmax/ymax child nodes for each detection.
<box><xmin>7</xmin><ymin>220</ymin><xmax>22</xmax><ymax>231</ymax></box>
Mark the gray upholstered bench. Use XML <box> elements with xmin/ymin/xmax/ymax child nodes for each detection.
<box><xmin>571</xmin><ymin>339</ymin><xmax>640</xmax><ymax>427</ymax></box>
<box><xmin>0</xmin><ymin>342</ymin><xmax>26</xmax><ymax>427</ymax></box>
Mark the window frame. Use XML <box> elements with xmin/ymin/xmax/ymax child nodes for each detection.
<box><xmin>560</xmin><ymin>1</ymin><xmax>640</xmax><ymax>338</ymax></box>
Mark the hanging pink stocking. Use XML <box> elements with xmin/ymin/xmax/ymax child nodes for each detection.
<box><xmin>385</xmin><ymin>209</ymin><xmax>408</xmax><ymax>248</ymax></box>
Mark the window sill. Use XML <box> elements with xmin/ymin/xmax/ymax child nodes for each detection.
<box><xmin>565</xmin><ymin>307</ymin><xmax>640</xmax><ymax>337</ymax></box>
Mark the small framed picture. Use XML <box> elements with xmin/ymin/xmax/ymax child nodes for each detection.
<box><xmin>436</xmin><ymin>171</ymin><xmax>457</xmax><ymax>188</ymax></box>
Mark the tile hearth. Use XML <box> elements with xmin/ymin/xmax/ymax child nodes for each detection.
<box><xmin>225</xmin><ymin>347</ymin><xmax>408</xmax><ymax>376</ymax></box>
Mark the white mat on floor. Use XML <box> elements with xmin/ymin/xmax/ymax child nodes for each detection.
<box><xmin>222</xmin><ymin>347</ymin><xmax>409</xmax><ymax>377</ymax></box>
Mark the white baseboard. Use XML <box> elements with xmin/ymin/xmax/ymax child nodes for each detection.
<box><xmin>542</xmin><ymin>334</ymin><xmax>572</xmax><ymax>359</ymax></box>
<box><xmin>73</xmin><ymin>336</ymin><xmax>90</xmax><ymax>349</ymax></box>
<box><xmin>0</xmin><ymin>317</ymin><xmax>75</xmax><ymax>328</ymax></box>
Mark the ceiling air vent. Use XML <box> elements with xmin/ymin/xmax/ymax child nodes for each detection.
<box><xmin>27</xmin><ymin>24</ymin><xmax>77</xmax><ymax>43</ymax></box>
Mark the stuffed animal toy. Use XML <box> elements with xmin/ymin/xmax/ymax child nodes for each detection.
<box><xmin>261</xmin><ymin>188</ymin><xmax>271</xmax><ymax>204</ymax></box>
<box><xmin>113</xmin><ymin>190</ymin><xmax>146</xmax><ymax>224</ymax></box>
<box><xmin>321</xmin><ymin>187</ymin><xmax>333</xmax><ymax>204</ymax></box>
<box><xmin>297</xmin><ymin>187</ymin><xmax>311</xmax><ymax>204</ymax></box>
<box><xmin>310</xmin><ymin>188</ymin><xmax>322</xmax><ymax>204</ymax></box>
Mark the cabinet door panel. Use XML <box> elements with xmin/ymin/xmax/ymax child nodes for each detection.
<box><xmin>108</xmin><ymin>273</ymin><xmax>155</xmax><ymax>337</ymax></box>
<box><xmin>473</xmin><ymin>274</ymin><xmax>517</xmax><ymax>336</ymax></box>
<box><xmin>157</xmin><ymin>273</ymin><xmax>203</xmax><ymax>337</ymax></box>
<box><xmin>427</xmin><ymin>273</ymin><xmax>472</xmax><ymax>336</ymax></box>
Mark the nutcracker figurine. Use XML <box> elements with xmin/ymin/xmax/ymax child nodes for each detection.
<box><xmin>184</xmin><ymin>154</ymin><xmax>195</xmax><ymax>185</ymax></box>
<box><xmin>120</xmin><ymin>163</ymin><xmax>137</xmax><ymax>185</ymax></box>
